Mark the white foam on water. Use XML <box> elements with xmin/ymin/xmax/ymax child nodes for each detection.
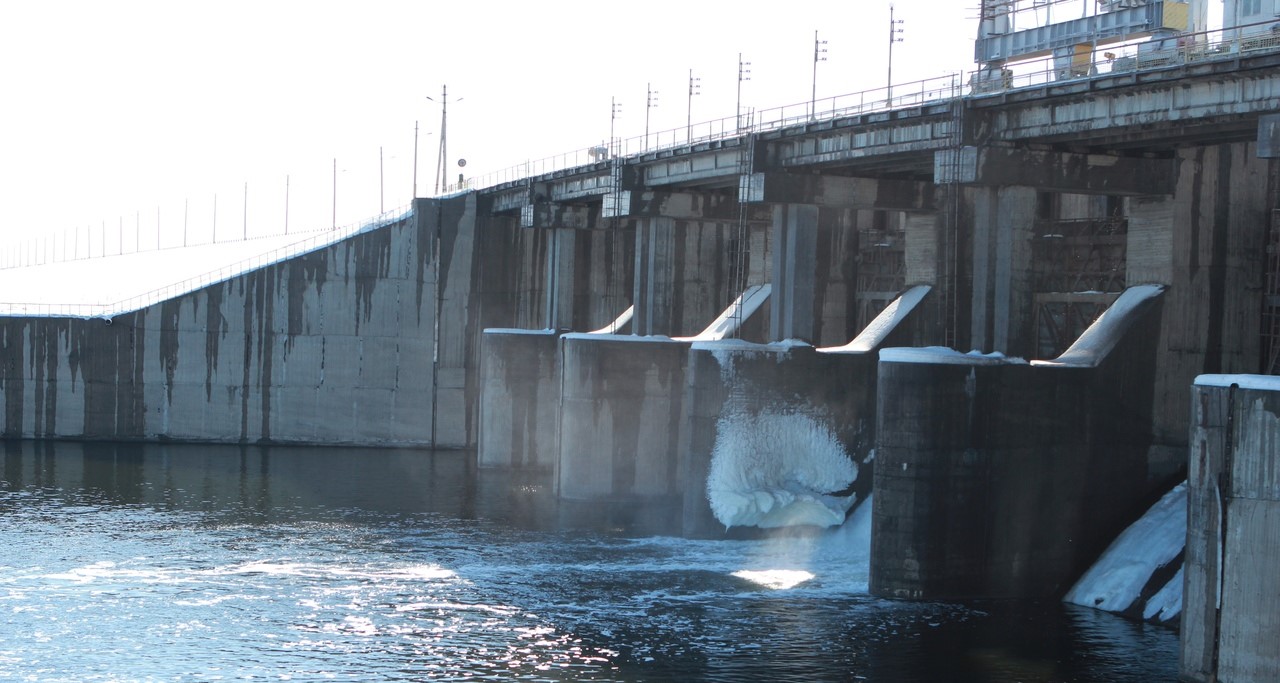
<box><xmin>731</xmin><ymin>569</ymin><xmax>815</xmax><ymax>590</ymax></box>
<box><xmin>705</xmin><ymin>411</ymin><xmax>857</xmax><ymax>529</ymax></box>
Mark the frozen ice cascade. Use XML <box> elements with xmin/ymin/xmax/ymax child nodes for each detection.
<box><xmin>706</xmin><ymin>410</ymin><xmax>858</xmax><ymax>529</ymax></box>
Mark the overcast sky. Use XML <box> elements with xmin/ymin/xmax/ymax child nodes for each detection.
<box><xmin>0</xmin><ymin>1</ymin><xmax>1230</xmax><ymax>259</ymax></box>
<box><xmin>0</xmin><ymin>1</ymin><xmax>986</xmax><ymax>253</ymax></box>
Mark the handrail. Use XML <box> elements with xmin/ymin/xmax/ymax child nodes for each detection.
<box><xmin>0</xmin><ymin>204</ymin><xmax>413</xmax><ymax>319</ymax></box>
<box><xmin>442</xmin><ymin>72</ymin><xmax>965</xmax><ymax>195</ymax></box>
<box><xmin>6</xmin><ymin>21</ymin><xmax>1279</xmax><ymax>319</ymax></box>
<box><xmin>441</xmin><ymin>20</ymin><xmax>1280</xmax><ymax>196</ymax></box>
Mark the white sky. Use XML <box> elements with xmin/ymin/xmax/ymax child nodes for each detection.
<box><xmin>0</xmin><ymin>0</ymin><xmax>983</xmax><ymax>255</ymax></box>
<box><xmin>0</xmin><ymin>0</ymin><xmax>1233</xmax><ymax>263</ymax></box>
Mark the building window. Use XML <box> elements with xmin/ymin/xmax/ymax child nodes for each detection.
<box><xmin>1242</xmin><ymin>0</ymin><xmax>1263</xmax><ymax>17</ymax></box>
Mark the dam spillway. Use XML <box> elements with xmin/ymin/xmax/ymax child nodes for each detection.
<box><xmin>2</xmin><ymin>14</ymin><xmax>1280</xmax><ymax>677</ymax></box>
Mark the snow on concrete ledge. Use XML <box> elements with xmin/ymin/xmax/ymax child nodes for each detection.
<box><xmin>1194</xmin><ymin>374</ymin><xmax>1280</xmax><ymax>392</ymax></box>
<box><xmin>879</xmin><ymin>346</ymin><xmax>1022</xmax><ymax>366</ymax></box>
<box><xmin>483</xmin><ymin>328</ymin><xmax>557</xmax><ymax>336</ymax></box>
<box><xmin>561</xmin><ymin>332</ymin><xmax>679</xmax><ymax>344</ymax></box>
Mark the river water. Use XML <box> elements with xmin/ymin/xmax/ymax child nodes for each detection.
<box><xmin>0</xmin><ymin>442</ymin><xmax>1177</xmax><ymax>682</ymax></box>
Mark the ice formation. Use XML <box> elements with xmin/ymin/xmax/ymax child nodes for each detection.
<box><xmin>1064</xmin><ymin>482</ymin><xmax>1186</xmax><ymax>620</ymax></box>
<box><xmin>705</xmin><ymin>411</ymin><xmax>858</xmax><ymax>529</ymax></box>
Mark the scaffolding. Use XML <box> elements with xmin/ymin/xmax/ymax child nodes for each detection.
<box><xmin>1031</xmin><ymin>216</ymin><xmax>1128</xmax><ymax>358</ymax></box>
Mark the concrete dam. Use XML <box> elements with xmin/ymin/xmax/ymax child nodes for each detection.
<box><xmin>3</xmin><ymin>2</ymin><xmax>1280</xmax><ymax>679</ymax></box>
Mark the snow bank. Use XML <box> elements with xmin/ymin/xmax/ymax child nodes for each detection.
<box><xmin>1064</xmin><ymin>482</ymin><xmax>1186</xmax><ymax>620</ymax></box>
<box><xmin>706</xmin><ymin>411</ymin><xmax>857</xmax><ymax>529</ymax></box>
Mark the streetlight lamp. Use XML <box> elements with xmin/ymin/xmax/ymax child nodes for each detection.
<box><xmin>426</xmin><ymin>85</ymin><xmax>462</xmax><ymax>195</ymax></box>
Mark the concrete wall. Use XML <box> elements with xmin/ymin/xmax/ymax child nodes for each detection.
<box><xmin>1142</xmin><ymin>143</ymin><xmax>1270</xmax><ymax>478</ymax></box>
<box><xmin>633</xmin><ymin>218</ymin><xmax>747</xmax><ymax>337</ymax></box>
<box><xmin>967</xmin><ymin>186</ymin><xmax>1038</xmax><ymax>356</ymax></box>
<box><xmin>0</xmin><ymin>196</ymin><xmax>484</xmax><ymax>448</ymax></box>
<box><xmin>1183</xmin><ymin>377</ymin><xmax>1280</xmax><ymax>683</ymax></box>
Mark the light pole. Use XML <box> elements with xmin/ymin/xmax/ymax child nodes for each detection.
<box><xmin>888</xmin><ymin>4</ymin><xmax>905</xmax><ymax>102</ymax></box>
<box><xmin>737</xmin><ymin>53</ymin><xmax>751</xmax><ymax>131</ymax></box>
<box><xmin>645</xmin><ymin>83</ymin><xmax>658</xmax><ymax>151</ymax></box>
<box><xmin>812</xmin><ymin>30</ymin><xmax>828</xmax><ymax>118</ymax></box>
<box><xmin>687</xmin><ymin>69</ymin><xmax>701</xmax><ymax>144</ymax></box>
<box><xmin>426</xmin><ymin>85</ymin><xmax>461</xmax><ymax>195</ymax></box>
<box><xmin>610</xmin><ymin>96</ymin><xmax>622</xmax><ymax>157</ymax></box>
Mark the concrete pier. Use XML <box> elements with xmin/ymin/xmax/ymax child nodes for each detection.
<box><xmin>1182</xmin><ymin>375</ymin><xmax>1280</xmax><ymax>683</ymax></box>
<box><xmin>556</xmin><ymin>333</ymin><xmax>689</xmax><ymax>501</ymax></box>
<box><xmin>871</xmin><ymin>285</ymin><xmax>1164</xmax><ymax>600</ymax></box>
<box><xmin>477</xmin><ymin>329</ymin><xmax>560</xmax><ymax>469</ymax></box>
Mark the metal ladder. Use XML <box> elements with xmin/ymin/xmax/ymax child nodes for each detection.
<box><xmin>730</xmin><ymin>110</ymin><xmax>756</xmax><ymax>338</ymax></box>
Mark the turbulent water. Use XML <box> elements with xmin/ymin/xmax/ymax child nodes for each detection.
<box><xmin>0</xmin><ymin>442</ymin><xmax>1177</xmax><ymax>682</ymax></box>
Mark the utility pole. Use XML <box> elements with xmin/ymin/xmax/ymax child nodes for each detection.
<box><xmin>426</xmin><ymin>85</ymin><xmax>459</xmax><ymax>195</ymax></box>
<box><xmin>687</xmin><ymin>68</ymin><xmax>701</xmax><ymax>144</ymax></box>
<box><xmin>645</xmin><ymin>83</ymin><xmax>658</xmax><ymax>151</ymax></box>
<box><xmin>413</xmin><ymin>120</ymin><xmax>419</xmax><ymax>199</ymax></box>
<box><xmin>610</xmin><ymin>96</ymin><xmax>622</xmax><ymax>157</ymax></box>
<box><xmin>812</xmin><ymin>30</ymin><xmax>828</xmax><ymax>118</ymax></box>
<box><xmin>737</xmin><ymin>53</ymin><xmax>751</xmax><ymax>131</ymax></box>
<box><xmin>888</xmin><ymin>4</ymin><xmax>905</xmax><ymax>102</ymax></box>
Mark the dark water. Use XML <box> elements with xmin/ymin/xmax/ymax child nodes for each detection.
<box><xmin>0</xmin><ymin>441</ymin><xmax>1177</xmax><ymax>682</ymax></box>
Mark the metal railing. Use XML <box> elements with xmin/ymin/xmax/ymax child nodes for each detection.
<box><xmin>981</xmin><ymin>19</ymin><xmax>1280</xmax><ymax>92</ymax></box>
<box><xmin>442</xmin><ymin>21</ymin><xmax>1280</xmax><ymax>197</ymax></box>
<box><xmin>0</xmin><ymin>205</ymin><xmax>413</xmax><ymax>319</ymax></box>
<box><xmin>8</xmin><ymin>22</ymin><xmax>1280</xmax><ymax>319</ymax></box>
<box><xmin>442</xmin><ymin>73</ymin><xmax>965</xmax><ymax>195</ymax></box>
